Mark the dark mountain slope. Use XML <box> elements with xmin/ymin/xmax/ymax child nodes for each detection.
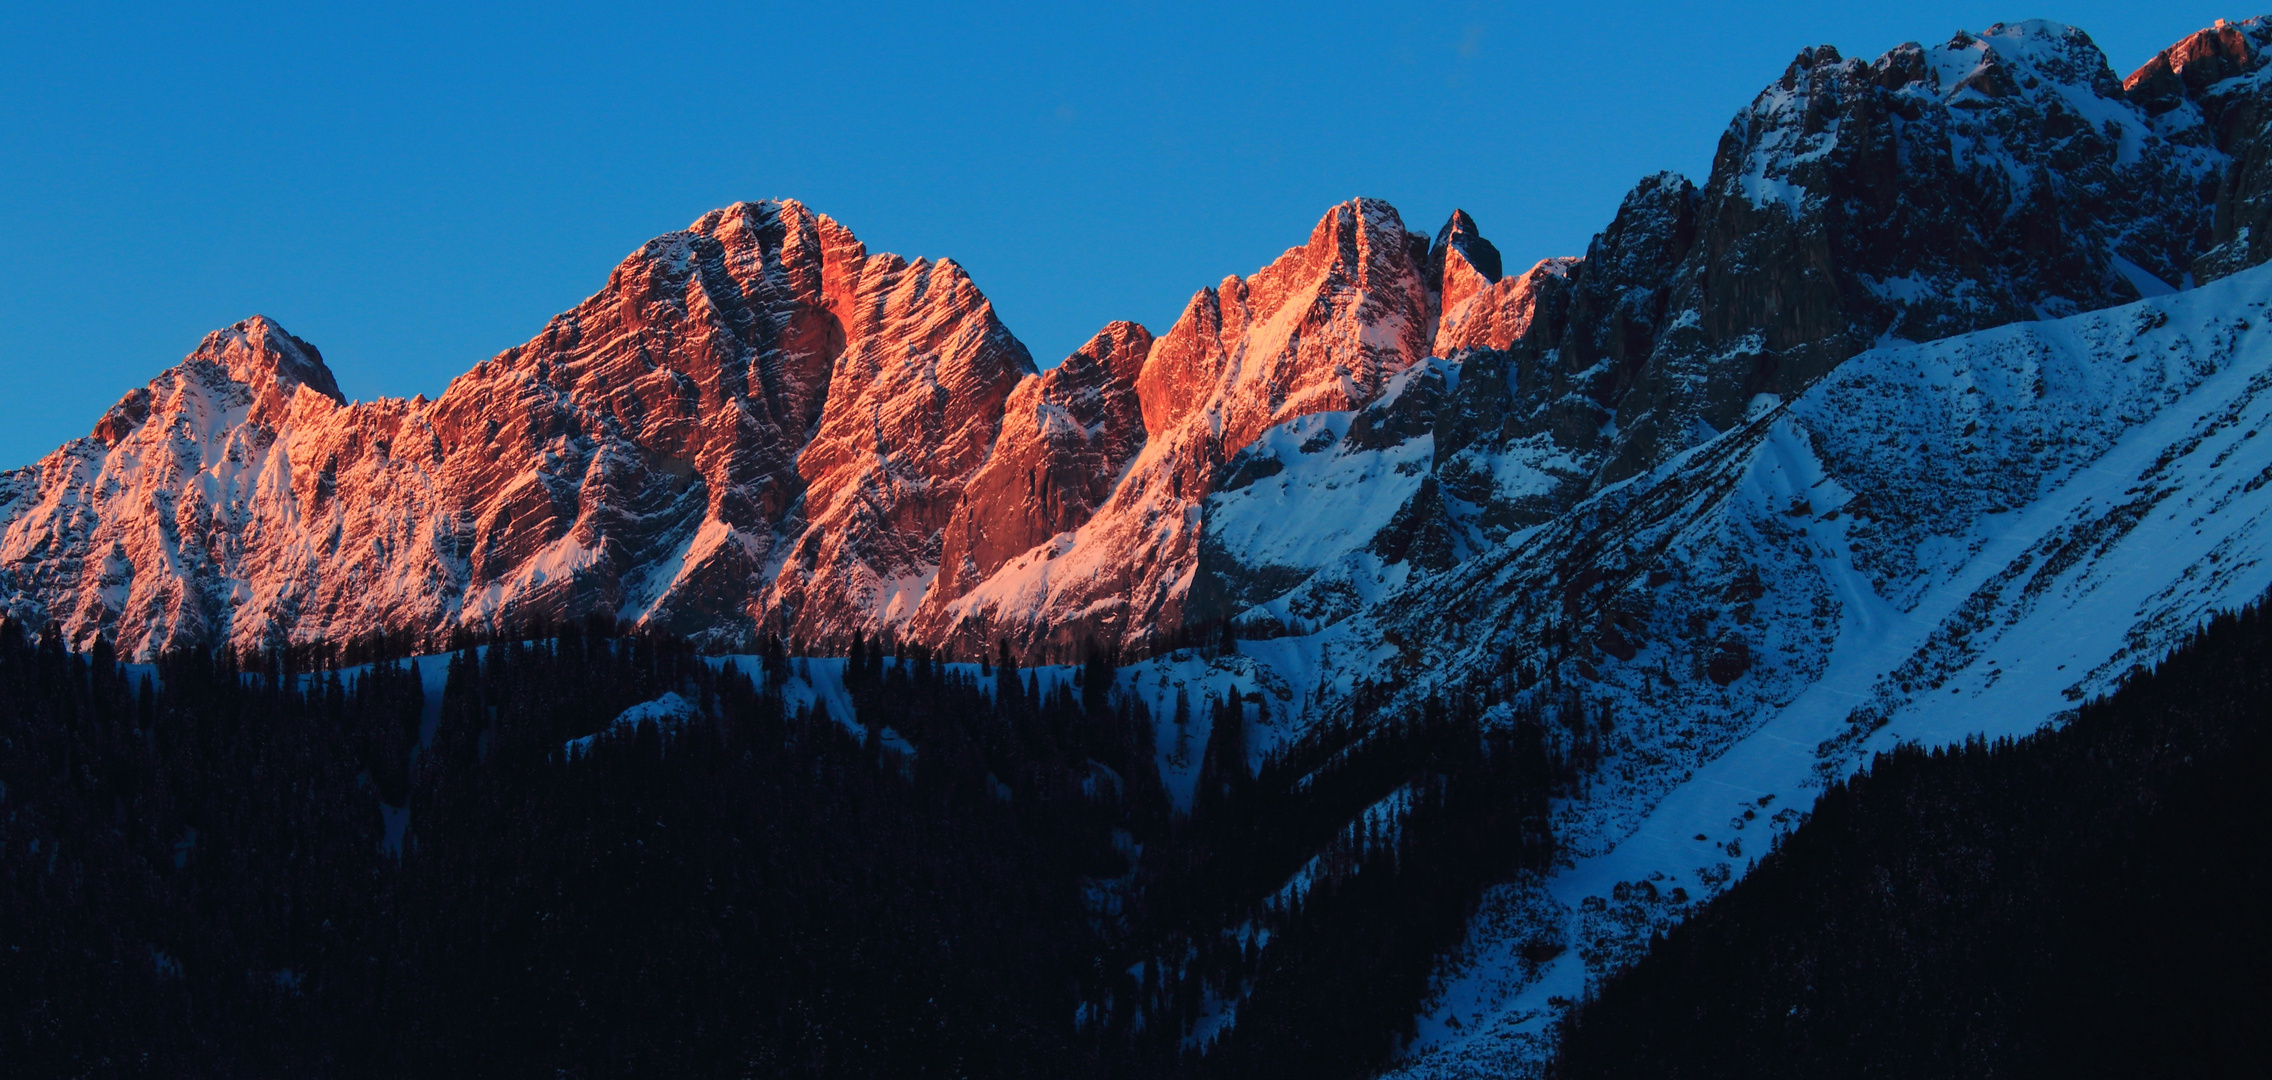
<box><xmin>1554</xmin><ymin>598</ymin><xmax>2272</xmax><ymax>1079</ymax></box>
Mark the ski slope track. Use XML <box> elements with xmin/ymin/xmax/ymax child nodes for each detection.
<box><xmin>1372</xmin><ymin>257</ymin><xmax>2272</xmax><ymax>1080</ymax></box>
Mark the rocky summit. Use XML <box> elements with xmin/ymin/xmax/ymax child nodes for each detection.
<box><xmin>10</xmin><ymin>19</ymin><xmax>2272</xmax><ymax>673</ymax></box>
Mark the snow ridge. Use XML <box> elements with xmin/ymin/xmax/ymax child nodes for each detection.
<box><xmin>1376</xmin><ymin>257</ymin><xmax>2272</xmax><ymax>1080</ymax></box>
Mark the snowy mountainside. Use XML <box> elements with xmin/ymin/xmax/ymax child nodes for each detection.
<box><xmin>1199</xmin><ymin>363</ymin><xmax>1452</xmax><ymax>635</ymax></box>
<box><xmin>1191</xmin><ymin>18</ymin><xmax>2272</xmax><ymax>646</ymax></box>
<box><xmin>1358</xmin><ymin>254</ymin><xmax>2272</xmax><ymax>1079</ymax></box>
<box><xmin>1592</xmin><ymin>18</ymin><xmax>2254</xmax><ymax>486</ymax></box>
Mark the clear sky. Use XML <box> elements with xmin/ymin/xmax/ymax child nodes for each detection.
<box><xmin>0</xmin><ymin>2</ymin><xmax>2241</xmax><ymax>468</ymax></box>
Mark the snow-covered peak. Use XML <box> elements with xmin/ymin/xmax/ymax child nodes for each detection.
<box><xmin>1724</xmin><ymin>20</ymin><xmax>2170</xmax><ymax>217</ymax></box>
<box><xmin>1935</xmin><ymin>21</ymin><xmax>2121</xmax><ymax>99</ymax></box>
<box><xmin>188</xmin><ymin>316</ymin><xmax>344</xmax><ymax>405</ymax></box>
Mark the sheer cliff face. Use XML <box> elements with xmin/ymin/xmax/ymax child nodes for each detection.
<box><xmin>755</xmin><ymin>243</ymin><xmax>1035</xmax><ymax>642</ymax></box>
<box><xmin>446</xmin><ymin>200</ymin><xmax>1034</xmax><ymax>649</ymax></box>
<box><xmin>417</xmin><ymin>200</ymin><xmax>857</xmax><ymax>646</ymax></box>
<box><xmin>2162</xmin><ymin>20</ymin><xmax>2272</xmax><ymax>282</ymax></box>
<box><xmin>1433</xmin><ymin>256</ymin><xmax>1577</xmax><ymax>358</ymax></box>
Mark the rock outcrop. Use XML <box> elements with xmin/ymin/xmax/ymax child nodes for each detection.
<box><xmin>919</xmin><ymin>321</ymin><xmax>1152</xmax><ymax>609</ymax></box>
<box><xmin>1</xmin><ymin>202</ymin><xmax>1035</xmax><ymax>657</ymax></box>
<box><xmin>8</xmin><ymin>18</ymin><xmax>2272</xmax><ymax>663</ymax></box>
<box><xmin>918</xmin><ymin>198</ymin><xmax>1437</xmax><ymax>658</ymax></box>
<box><xmin>1433</xmin><ymin>256</ymin><xmax>1577</xmax><ymax>358</ymax></box>
<box><xmin>2150</xmin><ymin>19</ymin><xmax>2272</xmax><ymax>282</ymax></box>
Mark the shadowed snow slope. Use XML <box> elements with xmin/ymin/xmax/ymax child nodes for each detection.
<box><xmin>1371</xmin><ymin>253</ymin><xmax>2272</xmax><ymax>1080</ymax></box>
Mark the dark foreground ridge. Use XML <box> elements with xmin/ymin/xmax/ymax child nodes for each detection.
<box><xmin>1555</xmin><ymin>599</ymin><xmax>2272</xmax><ymax>1079</ymax></box>
<box><xmin>0</xmin><ymin>620</ymin><xmax>1557</xmax><ymax>1078</ymax></box>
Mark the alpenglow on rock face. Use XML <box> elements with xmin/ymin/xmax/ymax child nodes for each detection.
<box><xmin>1</xmin><ymin>202</ymin><xmax>1034</xmax><ymax>658</ymax></box>
<box><xmin>6</xmin><ymin>17</ymin><xmax>2272</xmax><ymax>665</ymax></box>
<box><xmin>911</xmin><ymin>197</ymin><xmax>1443</xmax><ymax>658</ymax></box>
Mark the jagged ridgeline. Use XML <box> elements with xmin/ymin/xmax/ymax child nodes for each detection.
<box><xmin>10</xmin><ymin>19</ymin><xmax>2272</xmax><ymax>667</ymax></box>
<box><xmin>6</xmin><ymin>12</ymin><xmax>2272</xmax><ymax>1080</ymax></box>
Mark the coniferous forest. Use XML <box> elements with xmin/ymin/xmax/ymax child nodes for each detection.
<box><xmin>6</xmin><ymin>598</ymin><xmax>2272</xmax><ymax>1077</ymax></box>
<box><xmin>1554</xmin><ymin>601</ymin><xmax>2272</xmax><ymax>1079</ymax></box>
<box><xmin>0</xmin><ymin>617</ymin><xmax>1553</xmax><ymax>1079</ymax></box>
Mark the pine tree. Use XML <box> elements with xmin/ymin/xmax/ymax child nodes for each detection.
<box><xmin>1169</xmin><ymin>688</ymin><xmax>1193</xmax><ymax>771</ymax></box>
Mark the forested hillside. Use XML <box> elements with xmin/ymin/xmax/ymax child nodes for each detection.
<box><xmin>0</xmin><ymin>626</ymin><xmax>1051</xmax><ymax>1075</ymax></box>
<box><xmin>1555</xmin><ymin>601</ymin><xmax>2272</xmax><ymax>1079</ymax></box>
<box><xmin>0</xmin><ymin>619</ymin><xmax>1558</xmax><ymax>1078</ymax></box>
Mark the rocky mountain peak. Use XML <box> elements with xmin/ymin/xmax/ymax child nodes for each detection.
<box><xmin>0</xmin><ymin>197</ymin><xmax>1060</xmax><ymax>657</ymax></box>
<box><xmin>1559</xmin><ymin>171</ymin><xmax>1697</xmax><ymax>387</ymax></box>
<box><xmin>12</xmin><ymin>15</ymin><xmax>2272</xmax><ymax>674</ymax></box>
<box><xmin>1428</xmin><ymin>208</ymin><xmax>1502</xmax><ymax>294</ymax></box>
<box><xmin>1067</xmin><ymin>319</ymin><xmax>1154</xmax><ymax>385</ymax></box>
<box><xmin>190</xmin><ymin>316</ymin><xmax>344</xmax><ymax>406</ymax></box>
<box><xmin>1136</xmin><ymin>197</ymin><xmax>1430</xmax><ymax>447</ymax></box>
<box><xmin>914</xmin><ymin>320</ymin><xmax>1154</xmax><ymax>621</ymax></box>
<box><xmin>1779</xmin><ymin>44</ymin><xmax>1842</xmax><ymax>90</ymax></box>
<box><xmin>1581</xmin><ymin>15</ymin><xmax>2230</xmax><ymax>485</ymax></box>
<box><xmin>2125</xmin><ymin>20</ymin><xmax>2261</xmax><ymax>114</ymax></box>
<box><xmin>916</xmin><ymin>196</ymin><xmax>1439</xmax><ymax>659</ymax></box>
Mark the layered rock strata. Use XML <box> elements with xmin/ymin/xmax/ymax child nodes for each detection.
<box><xmin>8</xmin><ymin>18</ymin><xmax>2272</xmax><ymax>661</ymax></box>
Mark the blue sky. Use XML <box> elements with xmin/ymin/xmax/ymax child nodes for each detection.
<box><xmin>0</xmin><ymin>2</ymin><xmax>2238</xmax><ymax>467</ymax></box>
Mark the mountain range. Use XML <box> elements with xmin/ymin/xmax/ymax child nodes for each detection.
<box><xmin>7</xmin><ymin>14</ymin><xmax>2272</xmax><ymax>1077</ymax></box>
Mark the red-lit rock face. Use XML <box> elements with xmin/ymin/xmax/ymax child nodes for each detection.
<box><xmin>758</xmin><ymin>245</ymin><xmax>1034</xmax><ymax>643</ymax></box>
<box><xmin>2124</xmin><ymin>22</ymin><xmax>2258</xmax><ymax>114</ymax></box>
<box><xmin>0</xmin><ymin>197</ymin><xmax>1440</xmax><ymax>662</ymax></box>
<box><xmin>0</xmin><ymin>201</ymin><xmax>1032</xmax><ymax>657</ymax></box>
<box><xmin>1140</xmin><ymin>198</ymin><xmax>1433</xmax><ymax>457</ymax></box>
<box><xmin>1434</xmin><ymin>257</ymin><xmax>1579</xmax><ymax>357</ymax></box>
<box><xmin>917</xmin><ymin>198</ymin><xmax>1438</xmax><ymax>658</ymax></box>
<box><xmin>921</xmin><ymin>321</ymin><xmax>1151</xmax><ymax>609</ymax></box>
<box><xmin>403</xmin><ymin>198</ymin><xmax>1037</xmax><ymax>652</ymax></box>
